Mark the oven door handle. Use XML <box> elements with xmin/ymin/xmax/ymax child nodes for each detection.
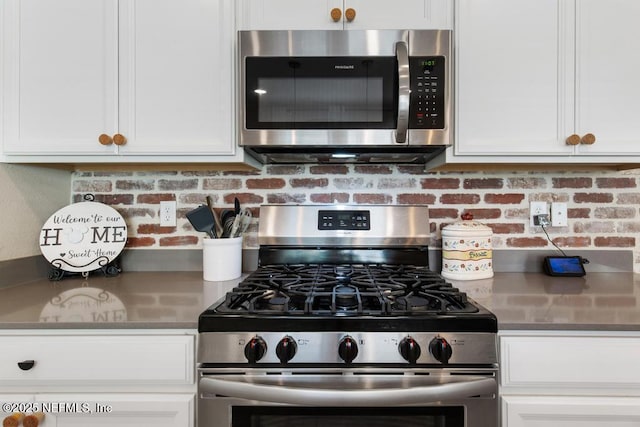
<box><xmin>200</xmin><ymin>376</ymin><xmax>495</xmax><ymax>406</ymax></box>
<box><xmin>395</xmin><ymin>41</ymin><xmax>410</xmax><ymax>144</ymax></box>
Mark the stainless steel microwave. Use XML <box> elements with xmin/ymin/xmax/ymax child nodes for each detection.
<box><xmin>238</xmin><ymin>29</ymin><xmax>452</xmax><ymax>164</ymax></box>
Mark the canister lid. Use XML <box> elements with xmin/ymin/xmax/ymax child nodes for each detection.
<box><xmin>442</xmin><ymin>212</ymin><xmax>492</xmax><ymax>232</ymax></box>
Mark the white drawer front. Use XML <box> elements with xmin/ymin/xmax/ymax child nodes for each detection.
<box><xmin>500</xmin><ymin>335</ymin><xmax>640</xmax><ymax>394</ymax></box>
<box><xmin>0</xmin><ymin>335</ymin><xmax>194</xmax><ymax>386</ymax></box>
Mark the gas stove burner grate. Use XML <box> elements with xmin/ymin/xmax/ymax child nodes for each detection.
<box><xmin>218</xmin><ymin>263</ymin><xmax>479</xmax><ymax>316</ymax></box>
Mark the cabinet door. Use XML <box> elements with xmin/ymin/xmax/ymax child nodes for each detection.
<box><xmin>574</xmin><ymin>0</ymin><xmax>640</xmax><ymax>156</ymax></box>
<box><xmin>1</xmin><ymin>0</ymin><xmax>118</xmax><ymax>155</ymax></box>
<box><xmin>237</xmin><ymin>0</ymin><xmax>343</xmax><ymax>30</ymax></box>
<box><xmin>118</xmin><ymin>0</ymin><xmax>235</xmax><ymax>155</ymax></box>
<box><xmin>456</xmin><ymin>0</ymin><xmax>575</xmax><ymax>155</ymax></box>
<box><xmin>502</xmin><ymin>395</ymin><xmax>640</xmax><ymax>427</ymax></box>
<box><xmin>237</xmin><ymin>0</ymin><xmax>451</xmax><ymax>31</ymax></box>
<box><xmin>344</xmin><ymin>0</ymin><xmax>452</xmax><ymax>30</ymax></box>
<box><xmin>35</xmin><ymin>394</ymin><xmax>194</xmax><ymax>427</ymax></box>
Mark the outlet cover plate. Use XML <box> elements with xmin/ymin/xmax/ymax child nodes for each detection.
<box><xmin>160</xmin><ymin>201</ymin><xmax>177</xmax><ymax>227</ymax></box>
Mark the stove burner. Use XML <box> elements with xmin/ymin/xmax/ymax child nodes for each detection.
<box><xmin>334</xmin><ymin>285</ymin><xmax>358</xmax><ymax>310</ymax></box>
<box><xmin>218</xmin><ymin>264</ymin><xmax>479</xmax><ymax>316</ymax></box>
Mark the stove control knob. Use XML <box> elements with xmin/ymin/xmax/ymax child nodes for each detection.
<box><xmin>429</xmin><ymin>337</ymin><xmax>452</xmax><ymax>364</ymax></box>
<box><xmin>399</xmin><ymin>336</ymin><xmax>421</xmax><ymax>364</ymax></box>
<box><xmin>338</xmin><ymin>336</ymin><xmax>359</xmax><ymax>364</ymax></box>
<box><xmin>276</xmin><ymin>336</ymin><xmax>298</xmax><ymax>364</ymax></box>
<box><xmin>244</xmin><ymin>336</ymin><xmax>267</xmax><ymax>364</ymax></box>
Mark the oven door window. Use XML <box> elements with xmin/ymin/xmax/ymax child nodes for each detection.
<box><xmin>232</xmin><ymin>406</ymin><xmax>463</xmax><ymax>427</ymax></box>
<box><xmin>245</xmin><ymin>57</ymin><xmax>397</xmax><ymax>129</ymax></box>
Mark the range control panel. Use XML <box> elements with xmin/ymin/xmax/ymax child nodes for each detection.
<box><xmin>409</xmin><ymin>56</ymin><xmax>446</xmax><ymax>129</ymax></box>
<box><xmin>318</xmin><ymin>210</ymin><xmax>370</xmax><ymax>230</ymax></box>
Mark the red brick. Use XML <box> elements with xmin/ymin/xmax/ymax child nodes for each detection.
<box><xmin>118</xmin><ymin>207</ymin><xmax>155</xmax><ymax>219</ymax></box>
<box><xmin>596</xmin><ymin>177</ymin><xmax>637</xmax><ymax>188</ymax></box>
<box><xmin>617</xmin><ymin>193</ymin><xmax>640</xmax><ymax>204</ymax></box>
<box><xmin>267</xmin><ymin>165</ymin><xmax>305</xmax><ymax>175</ymax></box>
<box><xmin>310</xmin><ymin>165</ymin><xmax>349</xmax><ymax>175</ymax></box>
<box><xmin>181</xmin><ymin>171</ymin><xmax>220</xmax><ymax>177</ymax></box>
<box><xmin>484</xmin><ymin>193</ymin><xmax>525</xmax><ymax>204</ymax></box>
<box><xmin>428</xmin><ymin>208</ymin><xmax>459</xmax><ymax>219</ymax></box>
<box><xmin>568</xmin><ymin>208</ymin><xmax>590</xmax><ymax>218</ymax></box>
<box><xmin>397</xmin><ymin>194</ymin><xmax>437</xmax><ymax>205</ymax></box>
<box><xmin>73</xmin><ymin>180</ymin><xmax>113</xmax><ymax>192</ymax></box>
<box><xmin>489</xmin><ymin>223</ymin><xmax>525</xmax><ymax>234</ymax></box>
<box><xmin>310</xmin><ymin>193</ymin><xmax>350</xmax><ymax>204</ymax></box>
<box><xmin>125</xmin><ymin>237</ymin><xmax>156</xmax><ymax>247</ymax></box>
<box><xmin>158</xmin><ymin>179</ymin><xmax>198</xmax><ymax>191</ymax></box>
<box><xmin>618</xmin><ymin>222</ymin><xmax>640</xmax><ymax>233</ymax></box>
<box><xmin>115</xmin><ymin>180</ymin><xmax>154</xmax><ymax>191</ymax></box>
<box><xmin>506</xmin><ymin>237</ymin><xmax>548</xmax><ymax>247</ymax></box>
<box><xmin>267</xmin><ymin>193</ymin><xmax>307</xmax><ymax>204</ymax></box>
<box><xmin>507</xmin><ymin>177</ymin><xmax>547</xmax><ymax>189</ymax></box>
<box><xmin>530</xmin><ymin>192</ymin><xmax>570</xmax><ymax>202</ymax></box>
<box><xmin>354</xmin><ymin>165</ymin><xmax>393</xmax><ymax>174</ymax></box>
<box><xmin>463</xmin><ymin>178</ymin><xmax>503</xmax><ymax>189</ymax></box>
<box><xmin>137</xmin><ymin>193</ymin><xmax>175</xmax><ymax>204</ymax></box>
<box><xmin>77</xmin><ymin>194</ymin><xmax>134</xmax><ymax>205</ymax></box>
<box><xmin>594</xmin><ymin>207</ymin><xmax>636</xmax><ymax>219</ymax></box>
<box><xmin>574</xmin><ymin>221</ymin><xmax>616</xmax><ymax>233</ymax></box>
<box><xmin>574</xmin><ymin>193</ymin><xmax>614</xmax><ymax>203</ymax></box>
<box><xmin>137</xmin><ymin>224</ymin><xmax>176</xmax><ymax>234</ymax></box>
<box><xmin>334</xmin><ymin>177</ymin><xmax>369</xmax><ymax>189</ymax></box>
<box><xmin>594</xmin><ymin>237</ymin><xmax>635</xmax><ymax>247</ymax></box>
<box><xmin>159</xmin><ymin>236</ymin><xmax>199</xmax><ymax>246</ymax></box>
<box><xmin>379</xmin><ymin>178</ymin><xmax>416</xmax><ymax>189</ymax></box>
<box><xmin>203</xmin><ymin>178</ymin><xmax>242</xmax><ymax>190</ymax></box>
<box><xmin>290</xmin><ymin>178</ymin><xmax>329</xmax><ymax>188</ymax></box>
<box><xmin>223</xmin><ymin>193</ymin><xmax>264</xmax><ymax>205</ymax></box>
<box><xmin>421</xmin><ymin>178</ymin><xmax>460</xmax><ymax>189</ymax></box>
<box><xmin>504</xmin><ymin>208</ymin><xmax>529</xmax><ymax>219</ymax></box>
<box><xmin>398</xmin><ymin>165</ymin><xmax>430</xmax><ymax>175</ymax></box>
<box><xmin>179</xmin><ymin>193</ymin><xmax>214</xmax><ymax>205</ymax></box>
<box><xmin>246</xmin><ymin>178</ymin><xmax>286</xmax><ymax>189</ymax></box>
<box><xmin>465</xmin><ymin>208</ymin><xmax>502</xmax><ymax>219</ymax></box>
<box><xmin>552</xmin><ymin>177</ymin><xmax>592</xmax><ymax>188</ymax></box>
<box><xmin>353</xmin><ymin>193</ymin><xmax>392</xmax><ymax>204</ymax></box>
<box><xmin>552</xmin><ymin>236</ymin><xmax>591</xmax><ymax>247</ymax></box>
<box><xmin>440</xmin><ymin>194</ymin><xmax>481</xmax><ymax>204</ymax></box>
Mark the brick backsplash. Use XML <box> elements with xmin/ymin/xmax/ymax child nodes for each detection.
<box><xmin>71</xmin><ymin>166</ymin><xmax>640</xmax><ymax>272</ymax></box>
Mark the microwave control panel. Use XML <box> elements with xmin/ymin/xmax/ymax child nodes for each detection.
<box><xmin>409</xmin><ymin>56</ymin><xmax>446</xmax><ymax>129</ymax></box>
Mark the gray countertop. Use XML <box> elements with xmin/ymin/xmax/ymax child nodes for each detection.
<box><xmin>0</xmin><ymin>271</ymin><xmax>639</xmax><ymax>331</ymax></box>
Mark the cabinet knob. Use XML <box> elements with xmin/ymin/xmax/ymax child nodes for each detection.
<box><xmin>113</xmin><ymin>133</ymin><xmax>127</xmax><ymax>146</ymax></box>
<box><xmin>345</xmin><ymin>8</ymin><xmax>356</xmax><ymax>22</ymax></box>
<box><xmin>580</xmin><ymin>133</ymin><xmax>596</xmax><ymax>145</ymax></box>
<box><xmin>330</xmin><ymin>8</ymin><xmax>342</xmax><ymax>22</ymax></box>
<box><xmin>565</xmin><ymin>134</ymin><xmax>581</xmax><ymax>145</ymax></box>
<box><xmin>18</xmin><ymin>360</ymin><xmax>35</xmax><ymax>371</ymax></box>
<box><xmin>98</xmin><ymin>134</ymin><xmax>113</xmax><ymax>145</ymax></box>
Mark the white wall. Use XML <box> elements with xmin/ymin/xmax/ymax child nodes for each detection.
<box><xmin>0</xmin><ymin>164</ymin><xmax>70</xmax><ymax>261</ymax></box>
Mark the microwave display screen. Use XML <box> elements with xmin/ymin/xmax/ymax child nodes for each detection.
<box><xmin>257</xmin><ymin>77</ymin><xmax>383</xmax><ymax>123</ymax></box>
<box><xmin>245</xmin><ymin>57</ymin><xmax>397</xmax><ymax>130</ymax></box>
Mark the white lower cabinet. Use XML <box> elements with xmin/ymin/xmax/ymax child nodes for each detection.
<box><xmin>0</xmin><ymin>330</ymin><xmax>196</xmax><ymax>427</ymax></box>
<box><xmin>500</xmin><ymin>331</ymin><xmax>640</xmax><ymax>427</ymax></box>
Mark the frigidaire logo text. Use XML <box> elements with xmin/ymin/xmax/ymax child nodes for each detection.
<box><xmin>334</xmin><ymin>65</ymin><xmax>355</xmax><ymax>69</ymax></box>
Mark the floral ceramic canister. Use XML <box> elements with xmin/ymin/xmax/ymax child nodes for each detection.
<box><xmin>441</xmin><ymin>213</ymin><xmax>493</xmax><ymax>281</ymax></box>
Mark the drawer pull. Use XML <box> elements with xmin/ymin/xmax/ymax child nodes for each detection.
<box><xmin>17</xmin><ymin>360</ymin><xmax>35</xmax><ymax>371</ymax></box>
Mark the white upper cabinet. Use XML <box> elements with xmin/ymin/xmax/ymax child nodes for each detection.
<box><xmin>237</xmin><ymin>0</ymin><xmax>452</xmax><ymax>31</ymax></box>
<box><xmin>1</xmin><ymin>0</ymin><xmax>238</xmax><ymax>160</ymax></box>
<box><xmin>446</xmin><ymin>0</ymin><xmax>640</xmax><ymax>165</ymax></box>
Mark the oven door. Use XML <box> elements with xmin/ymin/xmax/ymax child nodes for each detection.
<box><xmin>198</xmin><ymin>369</ymin><xmax>498</xmax><ymax>427</ymax></box>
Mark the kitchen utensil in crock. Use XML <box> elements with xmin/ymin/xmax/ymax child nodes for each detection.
<box><xmin>233</xmin><ymin>208</ymin><xmax>253</xmax><ymax>238</ymax></box>
<box><xmin>186</xmin><ymin>205</ymin><xmax>217</xmax><ymax>239</ymax></box>
<box><xmin>220</xmin><ymin>209</ymin><xmax>236</xmax><ymax>238</ymax></box>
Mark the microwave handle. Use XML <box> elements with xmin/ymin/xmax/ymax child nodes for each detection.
<box><xmin>200</xmin><ymin>376</ymin><xmax>495</xmax><ymax>406</ymax></box>
<box><xmin>395</xmin><ymin>41</ymin><xmax>410</xmax><ymax>144</ymax></box>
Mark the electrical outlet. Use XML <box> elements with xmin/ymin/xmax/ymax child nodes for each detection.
<box><xmin>551</xmin><ymin>202</ymin><xmax>568</xmax><ymax>227</ymax></box>
<box><xmin>529</xmin><ymin>202</ymin><xmax>548</xmax><ymax>227</ymax></box>
<box><xmin>160</xmin><ymin>201</ymin><xmax>177</xmax><ymax>227</ymax></box>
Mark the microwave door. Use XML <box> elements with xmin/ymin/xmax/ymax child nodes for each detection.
<box><xmin>244</xmin><ymin>56</ymin><xmax>398</xmax><ymax>132</ymax></box>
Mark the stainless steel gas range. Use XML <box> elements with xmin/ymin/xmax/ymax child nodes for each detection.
<box><xmin>197</xmin><ymin>205</ymin><xmax>498</xmax><ymax>427</ymax></box>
